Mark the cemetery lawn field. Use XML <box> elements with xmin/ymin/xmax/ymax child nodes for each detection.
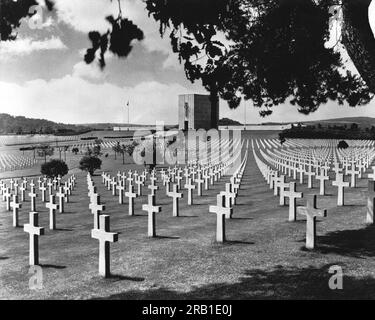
<box><xmin>1</xmin><ymin>132</ymin><xmax>375</xmax><ymax>299</ymax></box>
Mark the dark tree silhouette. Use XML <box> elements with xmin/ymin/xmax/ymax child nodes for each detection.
<box><xmin>338</xmin><ymin>140</ymin><xmax>349</xmax><ymax>148</ymax></box>
<box><xmin>342</xmin><ymin>0</ymin><xmax>375</xmax><ymax>92</ymax></box>
<box><xmin>79</xmin><ymin>156</ymin><xmax>102</xmax><ymax>176</ymax></box>
<box><xmin>41</xmin><ymin>159</ymin><xmax>68</xmax><ymax>178</ymax></box>
<box><xmin>222</xmin><ymin>0</ymin><xmax>373</xmax><ymax>116</ymax></box>
<box><xmin>1</xmin><ymin>0</ymin><xmax>375</xmax><ymax>118</ymax></box>
<box><xmin>71</xmin><ymin>147</ymin><xmax>79</xmax><ymax>155</ymax></box>
<box><xmin>84</xmin><ymin>15</ymin><xmax>144</xmax><ymax>69</ymax></box>
<box><xmin>112</xmin><ymin>142</ymin><xmax>122</xmax><ymax>160</ymax></box>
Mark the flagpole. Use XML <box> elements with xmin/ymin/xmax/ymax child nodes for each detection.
<box><xmin>128</xmin><ymin>101</ymin><xmax>130</xmax><ymax>130</ymax></box>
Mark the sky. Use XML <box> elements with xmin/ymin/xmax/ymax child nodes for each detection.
<box><xmin>1</xmin><ymin>0</ymin><xmax>375</xmax><ymax>125</ymax></box>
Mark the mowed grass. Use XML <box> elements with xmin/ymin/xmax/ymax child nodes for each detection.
<box><xmin>0</xmin><ymin>131</ymin><xmax>375</xmax><ymax>299</ymax></box>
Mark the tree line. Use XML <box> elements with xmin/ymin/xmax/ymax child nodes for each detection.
<box><xmin>279</xmin><ymin>123</ymin><xmax>375</xmax><ymax>142</ymax></box>
<box><xmin>0</xmin><ymin>113</ymin><xmax>92</xmax><ymax>135</ymax></box>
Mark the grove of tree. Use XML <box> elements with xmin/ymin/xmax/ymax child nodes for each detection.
<box><xmin>1</xmin><ymin>0</ymin><xmax>375</xmax><ymax>123</ymax></box>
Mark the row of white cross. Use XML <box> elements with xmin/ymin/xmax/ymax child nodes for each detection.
<box><xmin>0</xmin><ymin>154</ymin><xmax>38</xmax><ymax>172</ymax></box>
<box><xmin>0</xmin><ymin>174</ymin><xmax>76</xmax><ymax>266</ymax></box>
<box><xmin>253</xmin><ymin>138</ymin><xmax>375</xmax><ymax>249</ymax></box>
<box><xmin>258</xmin><ymin>142</ymin><xmax>375</xmax><ymax>207</ymax></box>
<box><xmin>1</xmin><ymin>175</ymin><xmax>76</xmax><ymax>220</ymax></box>
<box><xmin>276</xmin><ymin>139</ymin><xmax>375</xmax><ymax>149</ymax></box>
<box><xmin>209</xmin><ymin>142</ymin><xmax>249</xmax><ymax>242</ymax></box>
<box><xmin>84</xmin><ymin>139</ymin><xmax>249</xmax><ymax>277</ymax></box>
<box><xmin>253</xmin><ymin>143</ymin><xmax>328</xmax><ymax>249</ymax></box>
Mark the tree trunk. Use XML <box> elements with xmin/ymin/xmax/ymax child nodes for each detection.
<box><xmin>209</xmin><ymin>84</ymin><xmax>219</xmax><ymax>129</ymax></box>
<box><xmin>342</xmin><ymin>0</ymin><xmax>375</xmax><ymax>92</ymax></box>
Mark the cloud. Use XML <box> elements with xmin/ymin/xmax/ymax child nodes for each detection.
<box><xmin>72</xmin><ymin>61</ymin><xmax>105</xmax><ymax>80</ymax></box>
<box><xmin>0</xmin><ymin>36</ymin><xmax>67</xmax><ymax>60</ymax></box>
<box><xmin>53</xmin><ymin>0</ymin><xmax>181</xmax><ymax>70</ymax></box>
<box><xmin>0</xmin><ymin>75</ymin><xmax>196</xmax><ymax>125</ymax></box>
<box><xmin>2</xmin><ymin>71</ymin><xmax>374</xmax><ymax>126</ymax></box>
<box><xmin>162</xmin><ymin>53</ymin><xmax>182</xmax><ymax>70</ymax></box>
<box><xmin>53</xmin><ymin>0</ymin><xmax>114</xmax><ymax>33</ymax></box>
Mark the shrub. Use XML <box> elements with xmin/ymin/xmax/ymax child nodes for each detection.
<box><xmin>92</xmin><ymin>144</ymin><xmax>102</xmax><ymax>157</ymax></box>
<box><xmin>279</xmin><ymin>134</ymin><xmax>286</xmax><ymax>145</ymax></box>
<box><xmin>79</xmin><ymin>156</ymin><xmax>102</xmax><ymax>175</ymax></box>
<box><xmin>338</xmin><ymin>140</ymin><xmax>349</xmax><ymax>149</ymax></box>
<box><xmin>41</xmin><ymin>159</ymin><xmax>68</xmax><ymax>178</ymax></box>
<box><xmin>124</xmin><ymin>141</ymin><xmax>139</xmax><ymax>157</ymax></box>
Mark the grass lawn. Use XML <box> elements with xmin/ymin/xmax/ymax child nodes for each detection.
<box><xmin>0</xmin><ymin>132</ymin><xmax>374</xmax><ymax>299</ymax></box>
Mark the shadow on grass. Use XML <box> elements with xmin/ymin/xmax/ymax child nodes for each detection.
<box><xmin>178</xmin><ymin>215</ymin><xmax>199</xmax><ymax>218</ymax></box>
<box><xmin>339</xmin><ymin>204</ymin><xmax>366</xmax><ymax>208</ymax></box>
<box><xmin>91</xmin><ymin>264</ymin><xmax>375</xmax><ymax>299</ymax></box>
<box><xmin>223</xmin><ymin>240</ymin><xmax>255</xmax><ymax>245</ymax></box>
<box><xmin>0</xmin><ymin>257</ymin><xmax>9</xmax><ymax>260</ymax></box>
<box><xmin>152</xmin><ymin>235</ymin><xmax>180</xmax><ymax>240</ymax></box>
<box><xmin>315</xmin><ymin>225</ymin><xmax>375</xmax><ymax>258</ymax></box>
<box><xmin>234</xmin><ymin>203</ymin><xmax>253</xmax><ymax>207</ymax></box>
<box><xmin>40</xmin><ymin>264</ymin><xmax>67</xmax><ymax>269</ymax></box>
<box><xmin>107</xmin><ymin>274</ymin><xmax>145</xmax><ymax>282</ymax></box>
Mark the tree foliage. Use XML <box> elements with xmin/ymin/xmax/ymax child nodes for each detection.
<box><xmin>112</xmin><ymin>142</ymin><xmax>122</xmax><ymax>160</ymax></box>
<box><xmin>84</xmin><ymin>1</ymin><xmax>144</xmax><ymax>69</ymax></box>
<box><xmin>281</xmin><ymin>123</ymin><xmax>375</xmax><ymax>140</ymax></box>
<box><xmin>1</xmin><ymin>0</ymin><xmax>375</xmax><ymax>117</ymax></box>
<box><xmin>79</xmin><ymin>156</ymin><xmax>102</xmax><ymax>175</ymax></box>
<box><xmin>41</xmin><ymin>159</ymin><xmax>68</xmax><ymax>178</ymax></box>
<box><xmin>0</xmin><ymin>0</ymin><xmax>54</xmax><ymax>40</ymax></box>
<box><xmin>0</xmin><ymin>113</ymin><xmax>92</xmax><ymax>135</ymax></box>
<box><xmin>338</xmin><ymin>140</ymin><xmax>349</xmax><ymax>148</ymax></box>
<box><xmin>222</xmin><ymin>0</ymin><xmax>373</xmax><ymax>116</ymax></box>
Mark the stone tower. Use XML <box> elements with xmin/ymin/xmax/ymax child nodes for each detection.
<box><xmin>178</xmin><ymin>94</ymin><xmax>219</xmax><ymax>131</ymax></box>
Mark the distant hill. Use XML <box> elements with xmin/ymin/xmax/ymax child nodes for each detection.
<box><xmin>0</xmin><ymin>113</ymin><xmax>93</xmax><ymax>135</ymax></box>
<box><xmin>280</xmin><ymin>116</ymin><xmax>375</xmax><ymax>140</ymax></box>
<box><xmin>304</xmin><ymin>117</ymin><xmax>375</xmax><ymax>128</ymax></box>
<box><xmin>218</xmin><ymin>118</ymin><xmax>243</xmax><ymax>126</ymax></box>
<box><xmin>263</xmin><ymin>117</ymin><xmax>375</xmax><ymax>129</ymax></box>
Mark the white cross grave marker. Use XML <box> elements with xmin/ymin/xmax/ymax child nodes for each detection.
<box><xmin>125</xmin><ymin>185</ymin><xmax>137</xmax><ymax>216</ymax></box>
<box><xmin>24</xmin><ymin>212</ymin><xmax>45</xmax><ymax>266</ymax></box>
<box><xmin>91</xmin><ymin>215</ymin><xmax>118</xmax><ymax>278</ymax></box>
<box><xmin>209</xmin><ymin>194</ymin><xmax>232</xmax><ymax>243</ymax></box>
<box><xmin>332</xmin><ymin>173</ymin><xmax>350</xmax><ymax>206</ymax></box>
<box><xmin>10</xmin><ymin>195</ymin><xmax>22</xmax><ymax>227</ymax></box>
<box><xmin>46</xmin><ymin>195</ymin><xmax>59</xmax><ymax>230</ymax></box>
<box><xmin>168</xmin><ymin>184</ymin><xmax>183</xmax><ymax>217</ymax></box>
<box><xmin>283</xmin><ymin>182</ymin><xmax>303</xmax><ymax>222</ymax></box>
<box><xmin>297</xmin><ymin>195</ymin><xmax>327</xmax><ymax>250</ymax></box>
<box><xmin>142</xmin><ymin>195</ymin><xmax>162</xmax><ymax>237</ymax></box>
